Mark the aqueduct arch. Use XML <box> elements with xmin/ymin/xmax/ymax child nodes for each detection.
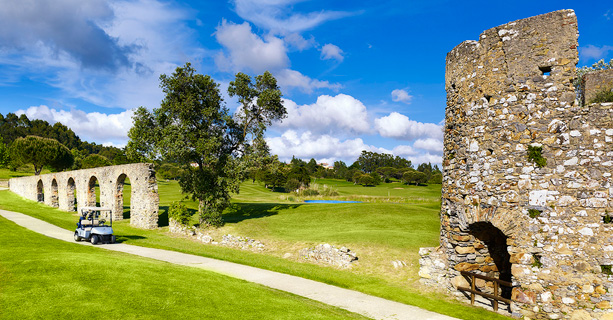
<box><xmin>9</xmin><ymin>163</ymin><xmax>158</xmax><ymax>229</ymax></box>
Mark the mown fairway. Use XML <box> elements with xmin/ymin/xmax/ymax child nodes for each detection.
<box><xmin>0</xmin><ymin>215</ymin><xmax>367</xmax><ymax>320</ymax></box>
<box><xmin>0</xmin><ymin>168</ymin><xmax>510</xmax><ymax>320</ymax></box>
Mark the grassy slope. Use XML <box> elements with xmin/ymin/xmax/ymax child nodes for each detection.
<box><xmin>0</xmin><ymin>169</ymin><xmax>509</xmax><ymax>320</ymax></box>
<box><xmin>0</xmin><ymin>216</ymin><xmax>367</xmax><ymax>320</ymax></box>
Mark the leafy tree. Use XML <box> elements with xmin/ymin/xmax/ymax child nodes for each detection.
<box><xmin>333</xmin><ymin>160</ymin><xmax>348</xmax><ymax>179</ymax></box>
<box><xmin>0</xmin><ymin>136</ymin><xmax>9</xmax><ymax>168</ymax></box>
<box><xmin>127</xmin><ymin>63</ymin><xmax>285</xmax><ymax>226</ymax></box>
<box><xmin>290</xmin><ymin>156</ymin><xmax>307</xmax><ymax>168</ymax></box>
<box><xmin>429</xmin><ymin>172</ymin><xmax>443</xmax><ymax>184</ymax></box>
<box><xmin>306</xmin><ymin>158</ymin><xmax>318</xmax><ymax>174</ymax></box>
<box><xmin>9</xmin><ymin>136</ymin><xmax>73</xmax><ymax>174</ymax></box>
<box><xmin>358</xmin><ymin>175</ymin><xmax>375</xmax><ymax>186</ymax></box>
<box><xmin>81</xmin><ymin>154</ymin><xmax>112</xmax><ymax>169</ymax></box>
<box><xmin>403</xmin><ymin>170</ymin><xmax>427</xmax><ymax>186</ymax></box>
<box><xmin>287</xmin><ymin>166</ymin><xmax>311</xmax><ymax>187</ymax></box>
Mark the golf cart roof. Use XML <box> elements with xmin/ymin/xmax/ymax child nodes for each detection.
<box><xmin>80</xmin><ymin>207</ymin><xmax>112</xmax><ymax>212</ymax></box>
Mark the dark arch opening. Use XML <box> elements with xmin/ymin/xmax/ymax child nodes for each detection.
<box><xmin>67</xmin><ymin>178</ymin><xmax>76</xmax><ymax>211</ymax></box>
<box><xmin>50</xmin><ymin>179</ymin><xmax>59</xmax><ymax>208</ymax></box>
<box><xmin>469</xmin><ymin>221</ymin><xmax>512</xmax><ymax>299</ymax></box>
<box><xmin>87</xmin><ymin>176</ymin><xmax>100</xmax><ymax>207</ymax></box>
<box><xmin>116</xmin><ymin>174</ymin><xmax>132</xmax><ymax>219</ymax></box>
<box><xmin>36</xmin><ymin>180</ymin><xmax>44</xmax><ymax>202</ymax></box>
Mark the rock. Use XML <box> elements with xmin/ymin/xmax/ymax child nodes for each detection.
<box><xmin>455</xmin><ymin>246</ymin><xmax>476</xmax><ymax>254</ymax></box>
<box><xmin>454</xmin><ymin>262</ymin><xmax>480</xmax><ymax>272</ymax></box>
<box><xmin>300</xmin><ymin>244</ymin><xmax>358</xmax><ymax>268</ymax></box>
<box><xmin>452</xmin><ymin>275</ymin><xmax>469</xmax><ymax>288</ymax></box>
<box><xmin>512</xmin><ymin>288</ymin><xmax>536</xmax><ymax>305</ymax></box>
<box><xmin>598</xmin><ymin>301</ymin><xmax>611</xmax><ymax>309</ymax></box>
<box><xmin>569</xmin><ymin>310</ymin><xmax>591</xmax><ymax>320</ymax></box>
<box><xmin>283</xmin><ymin>253</ymin><xmax>292</xmax><ymax>259</ymax></box>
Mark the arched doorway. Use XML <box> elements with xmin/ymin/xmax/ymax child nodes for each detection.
<box><xmin>67</xmin><ymin>178</ymin><xmax>76</xmax><ymax>211</ymax></box>
<box><xmin>36</xmin><ymin>180</ymin><xmax>44</xmax><ymax>202</ymax></box>
<box><xmin>468</xmin><ymin>221</ymin><xmax>512</xmax><ymax>299</ymax></box>
<box><xmin>50</xmin><ymin>179</ymin><xmax>59</xmax><ymax>208</ymax></box>
<box><xmin>87</xmin><ymin>176</ymin><xmax>100</xmax><ymax>207</ymax></box>
<box><xmin>115</xmin><ymin>173</ymin><xmax>132</xmax><ymax>220</ymax></box>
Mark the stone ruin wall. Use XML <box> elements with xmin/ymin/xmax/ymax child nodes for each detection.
<box><xmin>9</xmin><ymin>163</ymin><xmax>159</xmax><ymax>229</ymax></box>
<box><xmin>584</xmin><ymin>70</ymin><xmax>613</xmax><ymax>105</ymax></box>
<box><xmin>419</xmin><ymin>10</ymin><xmax>613</xmax><ymax>319</ymax></box>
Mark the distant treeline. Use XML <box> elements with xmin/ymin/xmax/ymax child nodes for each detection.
<box><xmin>0</xmin><ymin>112</ymin><xmax>131</xmax><ymax>170</ymax></box>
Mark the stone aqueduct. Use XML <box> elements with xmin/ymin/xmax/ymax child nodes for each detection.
<box><xmin>419</xmin><ymin>9</ymin><xmax>613</xmax><ymax>320</ymax></box>
<box><xmin>9</xmin><ymin>163</ymin><xmax>159</xmax><ymax>229</ymax></box>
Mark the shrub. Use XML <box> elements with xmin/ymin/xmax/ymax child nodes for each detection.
<box><xmin>168</xmin><ymin>201</ymin><xmax>191</xmax><ymax>226</ymax></box>
<box><xmin>590</xmin><ymin>88</ymin><xmax>613</xmax><ymax>104</ymax></box>
<box><xmin>359</xmin><ymin>175</ymin><xmax>376</xmax><ymax>186</ymax></box>
<box><xmin>297</xmin><ymin>188</ymin><xmax>319</xmax><ymax>196</ymax></box>
<box><xmin>284</xmin><ymin>178</ymin><xmax>302</xmax><ymax>192</ymax></box>
<box><xmin>527</xmin><ymin>145</ymin><xmax>546</xmax><ymax>168</ymax></box>
<box><xmin>528</xmin><ymin>209</ymin><xmax>541</xmax><ymax>218</ymax></box>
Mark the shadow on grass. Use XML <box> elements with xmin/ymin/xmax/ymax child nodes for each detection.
<box><xmin>117</xmin><ymin>235</ymin><xmax>146</xmax><ymax>243</ymax></box>
<box><xmin>223</xmin><ymin>203</ymin><xmax>302</xmax><ymax>224</ymax></box>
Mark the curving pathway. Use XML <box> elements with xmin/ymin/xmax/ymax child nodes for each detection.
<box><xmin>0</xmin><ymin>209</ymin><xmax>459</xmax><ymax>320</ymax></box>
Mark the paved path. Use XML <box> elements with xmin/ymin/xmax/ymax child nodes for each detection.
<box><xmin>0</xmin><ymin>209</ymin><xmax>459</xmax><ymax>320</ymax></box>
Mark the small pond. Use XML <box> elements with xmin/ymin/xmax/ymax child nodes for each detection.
<box><xmin>304</xmin><ymin>200</ymin><xmax>362</xmax><ymax>204</ymax></box>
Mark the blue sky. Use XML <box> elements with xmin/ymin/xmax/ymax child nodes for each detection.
<box><xmin>0</xmin><ymin>0</ymin><xmax>611</xmax><ymax>166</ymax></box>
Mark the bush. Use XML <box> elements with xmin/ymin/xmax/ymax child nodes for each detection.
<box><xmin>284</xmin><ymin>178</ymin><xmax>302</xmax><ymax>192</ymax></box>
<box><xmin>359</xmin><ymin>175</ymin><xmax>376</xmax><ymax>186</ymax></box>
<box><xmin>527</xmin><ymin>145</ymin><xmax>546</xmax><ymax>168</ymax></box>
<box><xmin>590</xmin><ymin>88</ymin><xmax>613</xmax><ymax>104</ymax></box>
<box><xmin>168</xmin><ymin>201</ymin><xmax>191</xmax><ymax>226</ymax></box>
<box><xmin>297</xmin><ymin>189</ymin><xmax>319</xmax><ymax>196</ymax></box>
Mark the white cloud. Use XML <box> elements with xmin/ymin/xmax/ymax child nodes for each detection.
<box><xmin>284</xmin><ymin>33</ymin><xmax>316</xmax><ymax>51</ymax></box>
<box><xmin>232</xmin><ymin>0</ymin><xmax>355</xmax><ymax>34</ymax></box>
<box><xmin>16</xmin><ymin>105</ymin><xmax>134</xmax><ymax>145</ymax></box>
<box><xmin>391</xmin><ymin>89</ymin><xmax>413</xmax><ymax>104</ymax></box>
<box><xmin>275</xmin><ymin>94</ymin><xmax>369</xmax><ymax>135</ymax></box>
<box><xmin>0</xmin><ymin>0</ymin><xmax>130</xmax><ymax>70</ymax></box>
<box><xmin>267</xmin><ymin>130</ymin><xmax>380</xmax><ymax>163</ymax></box>
<box><xmin>0</xmin><ymin>0</ymin><xmax>205</xmax><ymax>111</ymax></box>
<box><xmin>374</xmin><ymin>112</ymin><xmax>443</xmax><ymax>141</ymax></box>
<box><xmin>413</xmin><ymin>138</ymin><xmax>443</xmax><ymax>154</ymax></box>
<box><xmin>215</xmin><ymin>20</ymin><xmax>289</xmax><ymax>73</ymax></box>
<box><xmin>580</xmin><ymin>45</ymin><xmax>613</xmax><ymax>61</ymax></box>
<box><xmin>321</xmin><ymin>44</ymin><xmax>344</xmax><ymax>62</ymax></box>
<box><xmin>275</xmin><ymin>69</ymin><xmax>342</xmax><ymax>93</ymax></box>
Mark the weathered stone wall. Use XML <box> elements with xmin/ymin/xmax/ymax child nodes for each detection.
<box><xmin>9</xmin><ymin>163</ymin><xmax>159</xmax><ymax>229</ymax></box>
<box><xmin>584</xmin><ymin>69</ymin><xmax>613</xmax><ymax>105</ymax></box>
<box><xmin>421</xmin><ymin>9</ymin><xmax>613</xmax><ymax>319</ymax></box>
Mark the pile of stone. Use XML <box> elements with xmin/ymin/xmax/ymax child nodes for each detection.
<box><xmin>418</xmin><ymin>247</ymin><xmax>450</xmax><ymax>287</ymax></box>
<box><xmin>169</xmin><ymin>219</ymin><xmax>264</xmax><ymax>251</ymax></box>
<box><xmin>300</xmin><ymin>243</ymin><xmax>358</xmax><ymax>268</ymax></box>
<box><xmin>220</xmin><ymin>234</ymin><xmax>265</xmax><ymax>250</ymax></box>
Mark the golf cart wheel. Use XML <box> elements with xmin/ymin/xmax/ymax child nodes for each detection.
<box><xmin>90</xmin><ymin>235</ymin><xmax>99</xmax><ymax>245</ymax></box>
<box><xmin>110</xmin><ymin>235</ymin><xmax>116</xmax><ymax>244</ymax></box>
<box><xmin>74</xmin><ymin>231</ymin><xmax>81</xmax><ymax>242</ymax></box>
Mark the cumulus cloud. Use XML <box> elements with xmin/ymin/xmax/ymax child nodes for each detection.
<box><xmin>0</xmin><ymin>0</ymin><xmax>204</xmax><ymax>110</ymax></box>
<box><xmin>215</xmin><ymin>20</ymin><xmax>290</xmax><ymax>73</ymax></box>
<box><xmin>16</xmin><ymin>105</ymin><xmax>134</xmax><ymax>145</ymax></box>
<box><xmin>284</xmin><ymin>33</ymin><xmax>316</xmax><ymax>51</ymax></box>
<box><xmin>321</xmin><ymin>44</ymin><xmax>344</xmax><ymax>62</ymax></box>
<box><xmin>374</xmin><ymin>112</ymin><xmax>443</xmax><ymax>141</ymax></box>
<box><xmin>267</xmin><ymin>130</ymin><xmax>378</xmax><ymax>163</ymax></box>
<box><xmin>276</xmin><ymin>69</ymin><xmax>342</xmax><ymax>93</ymax></box>
<box><xmin>580</xmin><ymin>45</ymin><xmax>613</xmax><ymax>61</ymax></box>
<box><xmin>231</xmin><ymin>0</ymin><xmax>355</xmax><ymax>34</ymax></box>
<box><xmin>413</xmin><ymin>138</ymin><xmax>443</xmax><ymax>154</ymax></box>
<box><xmin>391</xmin><ymin>89</ymin><xmax>413</xmax><ymax>104</ymax></box>
<box><xmin>275</xmin><ymin>94</ymin><xmax>369</xmax><ymax>135</ymax></box>
<box><xmin>0</xmin><ymin>0</ymin><xmax>132</xmax><ymax>70</ymax></box>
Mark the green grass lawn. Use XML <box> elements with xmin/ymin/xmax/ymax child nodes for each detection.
<box><xmin>0</xmin><ymin>168</ymin><xmax>510</xmax><ymax>320</ymax></box>
<box><xmin>0</xmin><ymin>215</ymin><xmax>366</xmax><ymax>320</ymax></box>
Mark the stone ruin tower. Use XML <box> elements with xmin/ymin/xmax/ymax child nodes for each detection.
<box><xmin>419</xmin><ymin>9</ymin><xmax>613</xmax><ymax>319</ymax></box>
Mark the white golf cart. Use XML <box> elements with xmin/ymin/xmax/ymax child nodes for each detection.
<box><xmin>74</xmin><ymin>206</ymin><xmax>116</xmax><ymax>244</ymax></box>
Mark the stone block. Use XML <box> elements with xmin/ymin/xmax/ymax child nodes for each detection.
<box><xmin>512</xmin><ymin>288</ymin><xmax>537</xmax><ymax>304</ymax></box>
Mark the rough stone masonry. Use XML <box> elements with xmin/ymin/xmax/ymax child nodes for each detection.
<box><xmin>419</xmin><ymin>9</ymin><xmax>613</xmax><ymax>320</ymax></box>
<box><xmin>9</xmin><ymin>163</ymin><xmax>159</xmax><ymax>229</ymax></box>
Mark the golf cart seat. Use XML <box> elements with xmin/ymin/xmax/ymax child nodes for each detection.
<box><xmin>80</xmin><ymin>220</ymin><xmax>101</xmax><ymax>226</ymax></box>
